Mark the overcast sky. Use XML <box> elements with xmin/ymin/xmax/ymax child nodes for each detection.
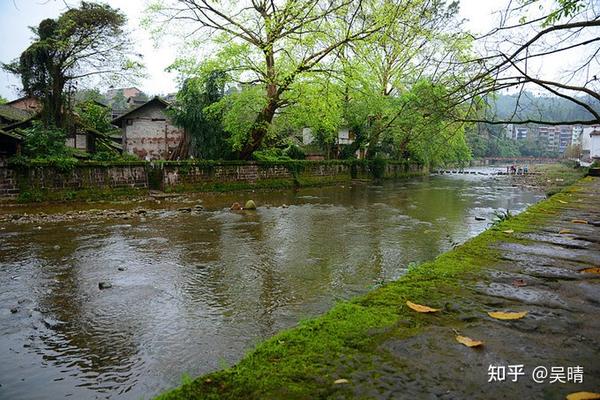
<box><xmin>0</xmin><ymin>0</ymin><xmax>526</xmax><ymax>100</ymax></box>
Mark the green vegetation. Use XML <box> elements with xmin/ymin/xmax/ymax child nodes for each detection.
<box><xmin>529</xmin><ymin>163</ymin><xmax>588</xmax><ymax>196</ymax></box>
<box><xmin>2</xmin><ymin>1</ymin><xmax>141</xmax><ymax>130</ymax></box>
<box><xmin>150</xmin><ymin>0</ymin><xmax>474</xmax><ymax>165</ymax></box>
<box><xmin>16</xmin><ymin>186</ymin><xmax>146</xmax><ymax>203</ymax></box>
<box><xmin>156</xmin><ymin>175</ymin><xmax>587</xmax><ymax>400</ymax></box>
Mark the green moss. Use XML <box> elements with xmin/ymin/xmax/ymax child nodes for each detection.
<box><xmin>16</xmin><ymin>187</ymin><xmax>145</xmax><ymax>203</ymax></box>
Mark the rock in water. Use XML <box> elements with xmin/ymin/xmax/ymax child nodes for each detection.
<box><xmin>98</xmin><ymin>282</ymin><xmax>112</xmax><ymax>290</ymax></box>
<box><xmin>230</xmin><ymin>202</ymin><xmax>242</xmax><ymax>211</ymax></box>
<box><xmin>244</xmin><ymin>200</ymin><xmax>257</xmax><ymax>210</ymax></box>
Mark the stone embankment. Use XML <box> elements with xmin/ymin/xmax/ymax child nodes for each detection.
<box><xmin>156</xmin><ymin>176</ymin><xmax>600</xmax><ymax>400</ymax></box>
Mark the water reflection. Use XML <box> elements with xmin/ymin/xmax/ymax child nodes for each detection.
<box><xmin>0</xmin><ymin>174</ymin><xmax>542</xmax><ymax>399</ymax></box>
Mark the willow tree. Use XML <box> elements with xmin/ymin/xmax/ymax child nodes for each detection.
<box><xmin>3</xmin><ymin>2</ymin><xmax>142</xmax><ymax>129</ymax></box>
<box><xmin>149</xmin><ymin>0</ymin><xmax>388</xmax><ymax>159</ymax></box>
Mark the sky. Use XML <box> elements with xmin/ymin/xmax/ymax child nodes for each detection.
<box><xmin>0</xmin><ymin>0</ymin><xmax>545</xmax><ymax>101</ymax></box>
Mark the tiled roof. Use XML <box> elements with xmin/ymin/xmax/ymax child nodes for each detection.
<box><xmin>0</xmin><ymin>104</ymin><xmax>32</xmax><ymax>123</ymax></box>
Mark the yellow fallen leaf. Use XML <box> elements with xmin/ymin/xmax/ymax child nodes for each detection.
<box><xmin>559</xmin><ymin>229</ymin><xmax>573</xmax><ymax>234</ymax></box>
<box><xmin>456</xmin><ymin>335</ymin><xmax>483</xmax><ymax>347</ymax></box>
<box><xmin>487</xmin><ymin>311</ymin><xmax>528</xmax><ymax>320</ymax></box>
<box><xmin>580</xmin><ymin>267</ymin><xmax>600</xmax><ymax>274</ymax></box>
<box><xmin>572</xmin><ymin>219</ymin><xmax>588</xmax><ymax>224</ymax></box>
<box><xmin>566</xmin><ymin>392</ymin><xmax>600</xmax><ymax>400</ymax></box>
<box><xmin>334</xmin><ymin>379</ymin><xmax>349</xmax><ymax>384</ymax></box>
<box><xmin>406</xmin><ymin>300</ymin><xmax>440</xmax><ymax>313</ymax></box>
<box><xmin>558</xmin><ymin>200</ymin><xmax>568</xmax><ymax>204</ymax></box>
<box><xmin>503</xmin><ymin>229</ymin><xmax>514</xmax><ymax>234</ymax></box>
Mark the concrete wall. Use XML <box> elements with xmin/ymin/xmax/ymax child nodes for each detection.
<box><xmin>122</xmin><ymin>103</ymin><xmax>184</xmax><ymax>160</ymax></box>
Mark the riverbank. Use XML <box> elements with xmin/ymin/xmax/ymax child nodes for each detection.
<box><xmin>510</xmin><ymin>163</ymin><xmax>589</xmax><ymax>195</ymax></box>
<box><xmin>157</xmin><ymin>175</ymin><xmax>600</xmax><ymax>399</ymax></box>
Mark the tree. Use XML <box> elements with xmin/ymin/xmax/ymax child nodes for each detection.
<box><xmin>3</xmin><ymin>1</ymin><xmax>142</xmax><ymax>129</ymax></box>
<box><xmin>170</xmin><ymin>71</ymin><xmax>234</xmax><ymax>159</ymax></box>
<box><xmin>455</xmin><ymin>0</ymin><xmax>600</xmax><ymax>126</ymax></box>
<box><xmin>338</xmin><ymin>0</ymin><xmax>471</xmax><ymax>158</ymax></box>
<box><xmin>149</xmin><ymin>0</ymin><xmax>387</xmax><ymax>159</ymax></box>
<box><xmin>0</xmin><ymin>95</ymin><xmax>7</xmax><ymax>105</ymax></box>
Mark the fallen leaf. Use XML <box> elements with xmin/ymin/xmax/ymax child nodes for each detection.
<box><xmin>456</xmin><ymin>335</ymin><xmax>483</xmax><ymax>347</ymax></box>
<box><xmin>571</xmin><ymin>219</ymin><xmax>588</xmax><ymax>224</ymax></box>
<box><xmin>512</xmin><ymin>279</ymin><xmax>527</xmax><ymax>287</ymax></box>
<box><xmin>406</xmin><ymin>300</ymin><xmax>440</xmax><ymax>313</ymax></box>
<box><xmin>503</xmin><ymin>229</ymin><xmax>514</xmax><ymax>234</ymax></box>
<box><xmin>334</xmin><ymin>379</ymin><xmax>349</xmax><ymax>384</ymax></box>
<box><xmin>559</xmin><ymin>229</ymin><xmax>573</xmax><ymax>234</ymax></box>
<box><xmin>558</xmin><ymin>200</ymin><xmax>568</xmax><ymax>204</ymax></box>
<box><xmin>580</xmin><ymin>267</ymin><xmax>600</xmax><ymax>274</ymax></box>
<box><xmin>566</xmin><ymin>392</ymin><xmax>600</xmax><ymax>400</ymax></box>
<box><xmin>487</xmin><ymin>311</ymin><xmax>528</xmax><ymax>320</ymax></box>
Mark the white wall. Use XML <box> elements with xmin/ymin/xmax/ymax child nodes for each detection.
<box><xmin>591</xmin><ymin>135</ymin><xmax>600</xmax><ymax>159</ymax></box>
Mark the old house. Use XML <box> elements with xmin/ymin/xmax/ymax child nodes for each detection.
<box><xmin>112</xmin><ymin>97</ymin><xmax>184</xmax><ymax>160</ymax></box>
<box><xmin>5</xmin><ymin>96</ymin><xmax>42</xmax><ymax>113</ymax></box>
<box><xmin>0</xmin><ymin>104</ymin><xmax>33</xmax><ymax>128</ymax></box>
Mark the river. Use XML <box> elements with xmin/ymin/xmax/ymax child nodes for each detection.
<box><xmin>0</xmin><ymin>171</ymin><xmax>543</xmax><ymax>399</ymax></box>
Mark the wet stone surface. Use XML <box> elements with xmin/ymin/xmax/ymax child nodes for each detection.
<box><xmin>329</xmin><ymin>177</ymin><xmax>600</xmax><ymax>399</ymax></box>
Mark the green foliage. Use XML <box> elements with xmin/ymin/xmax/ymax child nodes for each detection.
<box><xmin>491</xmin><ymin>209</ymin><xmax>513</xmax><ymax>227</ymax></box>
<box><xmin>19</xmin><ymin>121</ymin><xmax>72</xmax><ymax>158</ymax></box>
<box><xmin>252</xmin><ymin>148</ymin><xmax>292</xmax><ymax>162</ymax></box>
<box><xmin>466</xmin><ymin>126</ymin><xmax>521</xmax><ymax>158</ymax></box>
<box><xmin>0</xmin><ymin>95</ymin><xmax>7</xmax><ymax>104</ymax></box>
<box><xmin>75</xmin><ymin>100</ymin><xmax>116</xmax><ymax>134</ymax></box>
<box><xmin>170</xmin><ymin>71</ymin><xmax>234</xmax><ymax>159</ymax></box>
<box><xmin>2</xmin><ymin>1</ymin><xmax>139</xmax><ymax>128</ymax></box>
<box><xmin>90</xmin><ymin>151</ymin><xmax>138</xmax><ymax>162</ymax></box>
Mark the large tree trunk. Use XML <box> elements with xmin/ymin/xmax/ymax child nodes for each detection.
<box><xmin>239</xmin><ymin>98</ymin><xmax>278</xmax><ymax>160</ymax></box>
<box><xmin>239</xmin><ymin>46</ymin><xmax>279</xmax><ymax>160</ymax></box>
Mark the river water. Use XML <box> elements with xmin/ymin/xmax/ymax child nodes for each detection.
<box><xmin>0</xmin><ymin>171</ymin><xmax>543</xmax><ymax>399</ymax></box>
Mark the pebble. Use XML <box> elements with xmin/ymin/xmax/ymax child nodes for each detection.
<box><xmin>98</xmin><ymin>282</ymin><xmax>112</xmax><ymax>290</ymax></box>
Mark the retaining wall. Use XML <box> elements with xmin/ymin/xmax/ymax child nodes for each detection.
<box><xmin>0</xmin><ymin>160</ymin><xmax>425</xmax><ymax>201</ymax></box>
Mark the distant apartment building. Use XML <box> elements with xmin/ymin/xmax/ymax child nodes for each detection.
<box><xmin>558</xmin><ymin>125</ymin><xmax>573</xmax><ymax>153</ymax></box>
<box><xmin>572</xmin><ymin>125</ymin><xmax>583</xmax><ymax>146</ymax></box>
<box><xmin>505</xmin><ymin>124</ymin><xmax>529</xmax><ymax>140</ymax></box>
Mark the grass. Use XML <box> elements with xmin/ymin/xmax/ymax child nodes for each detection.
<box><xmin>528</xmin><ymin>162</ymin><xmax>587</xmax><ymax>196</ymax></box>
<box><xmin>155</xmin><ymin>175</ymin><xmax>586</xmax><ymax>400</ymax></box>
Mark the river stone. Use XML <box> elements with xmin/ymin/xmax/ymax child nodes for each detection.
<box><xmin>244</xmin><ymin>200</ymin><xmax>257</xmax><ymax>210</ymax></box>
<box><xmin>98</xmin><ymin>282</ymin><xmax>112</xmax><ymax>290</ymax></box>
